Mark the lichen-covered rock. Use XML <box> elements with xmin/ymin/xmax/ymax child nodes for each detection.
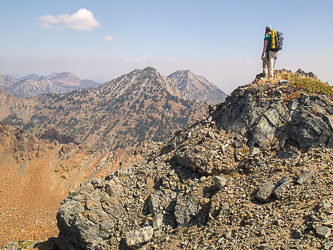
<box><xmin>1</xmin><ymin>241</ymin><xmax>20</xmax><ymax>250</ymax></box>
<box><xmin>148</xmin><ymin>193</ymin><xmax>160</xmax><ymax>216</ymax></box>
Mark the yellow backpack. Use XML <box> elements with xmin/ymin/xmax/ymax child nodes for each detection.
<box><xmin>270</xmin><ymin>29</ymin><xmax>284</xmax><ymax>52</ymax></box>
<box><xmin>271</xmin><ymin>29</ymin><xmax>276</xmax><ymax>50</ymax></box>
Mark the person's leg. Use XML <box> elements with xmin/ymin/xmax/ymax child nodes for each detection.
<box><xmin>263</xmin><ymin>52</ymin><xmax>269</xmax><ymax>77</ymax></box>
<box><xmin>268</xmin><ymin>51</ymin><xmax>277</xmax><ymax>80</ymax></box>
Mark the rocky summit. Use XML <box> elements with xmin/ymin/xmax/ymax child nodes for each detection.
<box><xmin>24</xmin><ymin>71</ymin><xmax>332</xmax><ymax>250</ymax></box>
<box><xmin>210</xmin><ymin>77</ymin><xmax>333</xmax><ymax>152</ymax></box>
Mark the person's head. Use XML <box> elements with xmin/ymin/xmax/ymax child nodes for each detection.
<box><xmin>265</xmin><ymin>25</ymin><xmax>272</xmax><ymax>33</ymax></box>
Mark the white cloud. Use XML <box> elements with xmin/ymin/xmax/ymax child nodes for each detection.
<box><xmin>37</xmin><ymin>15</ymin><xmax>59</xmax><ymax>28</ymax></box>
<box><xmin>245</xmin><ymin>59</ymin><xmax>252</xmax><ymax>64</ymax></box>
<box><xmin>37</xmin><ymin>8</ymin><xmax>100</xmax><ymax>31</ymax></box>
<box><xmin>123</xmin><ymin>56</ymin><xmax>153</xmax><ymax>62</ymax></box>
<box><xmin>103</xmin><ymin>35</ymin><xmax>115</xmax><ymax>41</ymax></box>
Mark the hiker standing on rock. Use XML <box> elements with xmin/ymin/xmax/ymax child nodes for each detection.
<box><xmin>261</xmin><ymin>25</ymin><xmax>277</xmax><ymax>80</ymax></box>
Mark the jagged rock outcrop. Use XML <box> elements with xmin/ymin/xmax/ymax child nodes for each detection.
<box><xmin>161</xmin><ymin>117</ymin><xmax>248</xmax><ymax>176</ymax></box>
<box><xmin>167</xmin><ymin>70</ymin><xmax>227</xmax><ymax>104</ymax></box>
<box><xmin>55</xmin><ymin>133</ymin><xmax>333</xmax><ymax>249</ymax></box>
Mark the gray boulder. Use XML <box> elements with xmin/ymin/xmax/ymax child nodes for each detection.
<box><xmin>56</xmin><ymin>177</ymin><xmax>124</xmax><ymax>250</ymax></box>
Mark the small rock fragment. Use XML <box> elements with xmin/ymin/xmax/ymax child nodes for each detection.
<box><xmin>258</xmin><ymin>244</ymin><xmax>270</xmax><ymax>250</ymax></box>
<box><xmin>91</xmin><ymin>177</ymin><xmax>104</xmax><ymax>188</ymax></box>
<box><xmin>273</xmin><ymin>177</ymin><xmax>290</xmax><ymax>199</ymax></box>
<box><xmin>213</xmin><ymin>176</ymin><xmax>227</xmax><ymax>190</ymax></box>
<box><xmin>234</xmin><ymin>139</ymin><xmax>243</xmax><ymax>148</ymax></box>
<box><xmin>297</xmin><ymin>167</ymin><xmax>314</xmax><ymax>184</ymax></box>
<box><xmin>255</xmin><ymin>179</ymin><xmax>275</xmax><ymax>203</ymax></box>
<box><xmin>207</xmin><ymin>131</ymin><xmax>215</xmax><ymax>139</ymax></box>
<box><xmin>125</xmin><ymin>226</ymin><xmax>154</xmax><ymax>247</ymax></box>
<box><xmin>316</xmin><ymin>227</ymin><xmax>331</xmax><ymax>238</ymax></box>
<box><xmin>249</xmin><ymin>147</ymin><xmax>260</xmax><ymax>156</ymax></box>
<box><xmin>153</xmin><ymin>213</ymin><xmax>163</xmax><ymax>230</ymax></box>
<box><xmin>324</xmin><ymin>241</ymin><xmax>333</xmax><ymax>250</ymax></box>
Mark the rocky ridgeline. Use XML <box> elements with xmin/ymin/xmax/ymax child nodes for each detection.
<box><xmin>5</xmin><ymin>78</ymin><xmax>333</xmax><ymax>249</ymax></box>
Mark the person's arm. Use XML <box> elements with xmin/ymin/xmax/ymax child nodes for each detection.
<box><xmin>261</xmin><ymin>40</ymin><xmax>268</xmax><ymax>60</ymax></box>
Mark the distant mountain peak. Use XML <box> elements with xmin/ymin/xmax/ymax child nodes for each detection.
<box><xmin>20</xmin><ymin>74</ymin><xmax>41</xmax><ymax>81</ymax></box>
<box><xmin>142</xmin><ymin>66</ymin><xmax>163</xmax><ymax>78</ymax></box>
<box><xmin>100</xmin><ymin>67</ymin><xmax>181</xmax><ymax>100</ymax></box>
<box><xmin>46</xmin><ymin>72</ymin><xmax>82</xmax><ymax>86</ymax></box>
<box><xmin>143</xmin><ymin>66</ymin><xmax>158</xmax><ymax>72</ymax></box>
<box><xmin>167</xmin><ymin>70</ymin><xmax>227</xmax><ymax>104</ymax></box>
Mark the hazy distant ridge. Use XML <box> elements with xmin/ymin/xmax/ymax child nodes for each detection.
<box><xmin>0</xmin><ymin>72</ymin><xmax>101</xmax><ymax>98</ymax></box>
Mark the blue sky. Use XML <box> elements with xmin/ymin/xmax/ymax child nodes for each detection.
<box><xmin>0</xmin><ymin>0</ymin><xmax>332</xmax><ymax>94</ymax></box>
